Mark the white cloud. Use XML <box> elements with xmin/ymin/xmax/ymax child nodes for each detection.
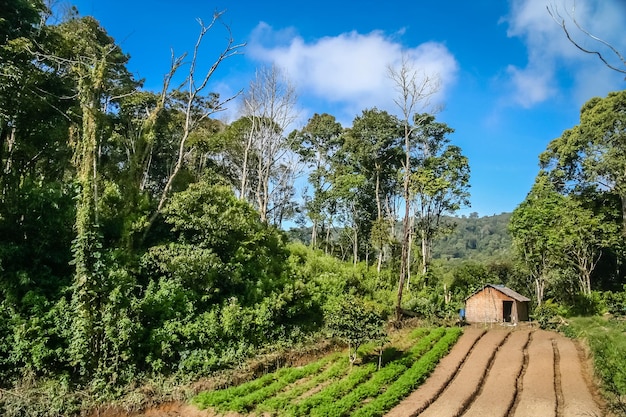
<box><xmin>503</xmin><ymin>0</ymin><xmax>626</xmax><ymax>108</ymax></box>
<box><xmin>246</xmin><ymin>23</ymin><xmax>458</xmax><ymax>123</ymax></box>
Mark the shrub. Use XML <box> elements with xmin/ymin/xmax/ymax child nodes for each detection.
<box><xmin>533</xmin><ymin>299</ymin><xmax>568</xmax><ymax>329</ymax></box>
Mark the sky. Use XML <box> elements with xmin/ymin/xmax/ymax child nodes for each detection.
<box><xmin>62</xmin><ymin>0</ymin><xmax>626</xmax><ymax>217</ymax></box>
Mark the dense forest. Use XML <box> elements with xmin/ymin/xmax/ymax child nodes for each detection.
<box><xmin>1</xmin><ymin>1</ymin><xmax>625</xmax><ymax>415</ymax></box>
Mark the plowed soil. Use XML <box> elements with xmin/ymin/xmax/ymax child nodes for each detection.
<box><xmin>88</xmin><ymin>326</ymin><xmax>613</xmax><ymax>417</ymax></box>
<box><xmin>385</xmin><ymin>325</ymin><xmax>609</xmax><ymax>417</ymax></box>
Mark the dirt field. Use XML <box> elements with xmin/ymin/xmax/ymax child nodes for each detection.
<box><xmin>385</xmin><ymin>325</ymin><xmax>608</xmax><ymax>417</ymax></box>
<box><xmin>89</xmin><ymin>326</ymin><xmax>612</xmax><ymax>417</ymax></box>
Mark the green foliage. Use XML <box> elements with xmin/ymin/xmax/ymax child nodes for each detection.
<box><xmin>533</xmin><ymin>299</ymin><xmax>568</xmax><ymax>330</ymax></box>
<box><xmin>602</xmin><ymin>286</ymin><xmax>626</xmax><ymax>316</ymax></box>
<box><xmin>325</xmin><ymin>294</ymin><xmax>387</xmax><ymax>364</ymax></box>
<box><xmin>568</xmin><ymin>291</ymin><xmax>605</xmax><ymax>316</ymax></box>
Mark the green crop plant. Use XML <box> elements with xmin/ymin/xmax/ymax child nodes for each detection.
<box><xmin>226</xmin><ymin>357</ymin><xmax>332</xmax><ymax>413</ymax></box>
<box><xmin>258</xmin><ymin>354</ymin><xmax>349</xmax><ymax>412</ymax></box>
<box><xmin>309</xmin><ymin>362</ymin><xmax>408</xmax><ymax>417</ymax></box>
<box><xmin>195</xmin><ymin>353</ymin><xmax>336</xmax><ymax>412</ymax></box>
<box><xmin>284</xmin><ymin>363</ymin><xmax>377</xmax><ymax>417</ymax></box>
<box><xmin>351</xmin><ymin>327</ymin><xmax>462</xmax><ymax>417</ymax></box>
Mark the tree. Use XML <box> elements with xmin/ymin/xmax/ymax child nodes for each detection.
<box><xmin>343</xmin><ymin>109</ymin><xmax>403</xmax><ymax>272</ymax></box>
<box><xmin>411</xmin><ymin>115</ymin><xmax>470</xmax><ymax>275</ymax></box>
<box><xmin>325</xmin><ymin>294</ymin><xmax>386</xmax><ymax>366</ymax></box>
<box><xmin>240</xmin><ymin>64</ymin><xmax>299</xmax><ymax>224</ymax></box>
<box><xmin>388</xmin><ymin>55</ymin><xmax>440</xmax><ymax>321</ymax></box>
<box><xmin>36</xmin><ymin>15</ymin><xmax>139</xmax><ymax>377</ymax></box>
<box><xmin>511</xmin><ymin>172</ymin><xmax>620</xmax><ymax>302</ymax></box>
<box><xmin>290</xmin><ymin>113</ymin><xmax>344</xmax><ymax>248</ymax></box>
<box><xmin>540</xmin><ymin>90</ymin><xmax>626</xmax><ymax>235</ymax></box>
<box><xmin>140</xmin><ymin>13</ymin><xmax>245</xmax><ymax>241</ymax></box>
<box><xmin>509</xmin><ymin>173</ymin><xmax>562</xmax><ymax>305</ymax></box>
<box><xmin>553</xmin><ymin>195</ymin><xmax>620</xmax><ymax>295</ymax></box>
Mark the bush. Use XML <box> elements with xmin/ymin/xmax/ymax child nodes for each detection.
<box><xmin>602</xmin><ymin>287</ymin><xmax>626</xmax><ymax>316</ymax></box>
<box><xmin>569</xmin><ymin>291</ymin><xmax>604</xmax><ymax>316</ymax></box>
<box><xmin>533</xmin><ymin>299</ymin><xmax>568</xmax><ymax>329</ymax></box>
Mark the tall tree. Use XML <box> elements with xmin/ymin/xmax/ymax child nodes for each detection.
<box><xmin>511</xmin><ymin>172</ymin><xmax>620</xmax><ymax>301</ymax></box>
<box><xmin>141</xmin><ymin>13</ymin><xmax>245</xmax><ymax>241</ymax></box>
<box><xmin>411</xmin><ymin>114</ymin><xmax>470</xmax><ymax>275</ymax></box>
<box><xmin>388</xmin><ymin>56</ymin><xmax>440</xmax><ymax>320</ymax></box>
<box><xmin>509</xmin><ymin>172</ymin><xmax>562</xmax><ymax>306</ymax></box>
<box><xmin>553</xmin><ymin>194</ymin><xmax>620</xmax><ymax>295</ymax></box>
<box><xmin>240</xmin><ymin>64</ymin><xmax>299</xmax><ymax>224</ymax></box>
<box><xmin>342</xmin><ymin>108</ymin><xmax>402</xmax><ymax>272</ymax></box>
<box><xmin>29</xmin><ymin>13</ymin><xmax>140</xmax><ymax>377</ymax></box>
<box><xmin>290</xmin><ymin>113</ymin><xmax>343</xmax><ymax>248</ymax></box>
<box><xmin>540</xmin><ymin>90</ymin><xmax>626</xmax><ymax>235</ymax></box>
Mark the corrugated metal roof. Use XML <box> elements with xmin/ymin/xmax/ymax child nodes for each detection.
<box><xmin>467</xmin><ymin>284</ymin><xmax>531</xmax><ymax>302</ymax></box>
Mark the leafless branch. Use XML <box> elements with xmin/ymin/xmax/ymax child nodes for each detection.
<box><xmin>547</xmin><ymin>3</ymin><xmax>626</xmax><ymax>76</ymax></box>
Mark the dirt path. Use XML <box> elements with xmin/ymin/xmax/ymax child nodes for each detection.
<box><xmin>386</xmin><ymin>326</ymin><xmax>608</xmax><ymax>417</ymax></box>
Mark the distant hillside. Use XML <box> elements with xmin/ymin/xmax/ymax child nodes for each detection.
<box><xmin>432</xmin><ymin>212</ymin><xmax>512</xmax><ymax>261</ymax></box>
<box><xmin>287</xmin><ymin>212</ymin><xmax>513</xmax><ymax>262</ymax></box>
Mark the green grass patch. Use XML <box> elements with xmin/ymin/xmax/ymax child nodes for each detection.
<box><xmin>562</xmin><ymin>316</ymin><xmax>626</xmax><ymax>412</ymax></box>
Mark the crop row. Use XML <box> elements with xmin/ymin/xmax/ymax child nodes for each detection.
<box><xmin>303</xmin><ymin>327</ymin><xmax>453</xmax><ymax>417</ymax></box>
<box><xmin>351</xmin><ymin>327</ymin><xmax>463</xmax><ymax>417</ymax></box>
<box><xmin>193</xmin><ymin>327</ymin><xmax>461</xmax><ymax>416</ymax></box>
<box><xmin>193</xmin><ymin>352</ymin><xmax>339</xmax><ymax>412</ymax></box>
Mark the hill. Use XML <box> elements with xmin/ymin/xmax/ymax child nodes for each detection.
<box><xmin>431</xmin><ymin>212</ymin><xmax>512</xmax><ymax>262</ymax></box>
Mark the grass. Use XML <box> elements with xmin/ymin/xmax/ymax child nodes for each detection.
<box><xmin>193</xmin><ymin>326</ymin><xmax>462</xmax><ymax>416</ymax></box>
<box><xmin>562</xmin><ymin>316</ymin><xmax>626</xmax><ymax>413</ymax></box>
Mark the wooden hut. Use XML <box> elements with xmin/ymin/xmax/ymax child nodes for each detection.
<box><xmin>464</xmin><ymin>284</ymin><xmax>530</xmax><ymax>323</ymax></box>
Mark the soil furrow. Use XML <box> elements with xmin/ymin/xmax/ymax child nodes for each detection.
<box><xmin>383</xmin><ymin>327</ymin><xmax>486</xmax><ymax>417</ymax></box>
<box><xmin>462</xmin><ymin>329</ymin><xmax>531</xmax><ymax>417</ymax></box>
<box><xmin>417</xmin><ymin>329</ymin><xmax>510</xmax><ymax>417</ymax></box>
<box><xmin>555</xmin><ymin>334</ymin><xmax>603</xmax><ymax>417</ymax></box>
<box><xmin>507</xmin><ymin>330</ymin><xmax>532</xmax><ymax>416</ymax></box>
<box><xmin>513</xmin><ymin>329</ymin><xmax>557</xmax><ymax>417</ymax></box>
<box><xmin>553</xmin><ymin>339</ymin><xmax>564</xmax><ymax>417</ymax></box>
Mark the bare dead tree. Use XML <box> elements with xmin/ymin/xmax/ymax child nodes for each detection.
<box><xmin>141</xmin><ymin>11</ymin><xmax>245</xmax><ymax>241</ymax></box>
<box><xmin>388</xmin><ymin>54</ymin><xmax>440</xmax><ymax>322</ymax></box>
<box><xmin>240</xmin><ymin>64</ymin><xmax>299</xmax><ymax>223</ymax></box>
<box><xmin>548</xmin><ymin>3</ymin><xmax>626</xmax><ymax>77</ymax></box>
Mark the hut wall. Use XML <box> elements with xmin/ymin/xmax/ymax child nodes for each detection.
<box><xmin>465</xmin><ymin>287</ymin><xmax>511</xmax><ymax>323</ymax></box>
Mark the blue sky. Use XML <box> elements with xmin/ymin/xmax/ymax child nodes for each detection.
<box><xmin>65</xmin><ymin>0</ymin><xmax>626</xmax><ymax>216</ymax></box>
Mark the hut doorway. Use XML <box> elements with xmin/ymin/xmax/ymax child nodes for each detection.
<box><xmin>503</xmin><ymin>301</ymin><xmax>513</xmax><ymax>322</ymax></box>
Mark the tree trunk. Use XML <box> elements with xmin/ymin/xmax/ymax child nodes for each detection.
<box><xmin>311</xmin><ymin>219</ymin><xmax>318</xmax><ymax>247</ymax></box>
<box><xmin>397</xmin><ymin>123</ymin><xmax>411</xmax><ymax>321</ymax></box>
<box><xmin>421</xmin><ymin>231</ymin><xmax>429</xmax><ymax>275</ymax></box>
<box><xmin>535</xmin><ymin>277</ymin><xmax>545</xmax><ymax>306</ymax></box>
<box><xmin>353</xmin><ymin>227</ymin><xmax>358</xmax><ymax>267</ymax></box>
<box><xmin>620</xmin><ymin>191</ymin><xmax>626</xmax><ymax>237</ymax></box>
<box><xmin>3</xmin><ymin>126</ymin><xmax>16</xmax><ymax>175</ymax></box>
